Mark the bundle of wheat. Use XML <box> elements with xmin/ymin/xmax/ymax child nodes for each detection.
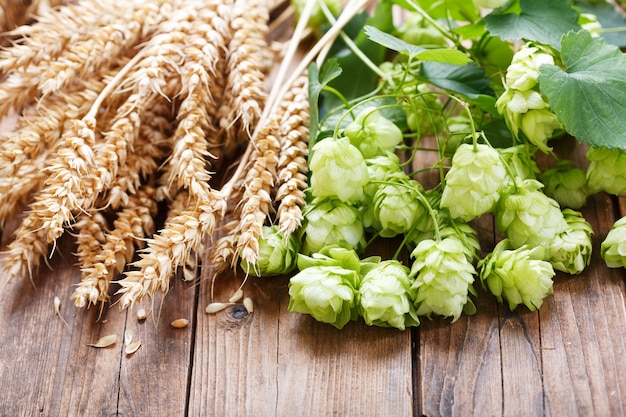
<box><xmin>0</xmin><ymin>0</ymin><xmax>368</xmax><ymax>312</ymax></box>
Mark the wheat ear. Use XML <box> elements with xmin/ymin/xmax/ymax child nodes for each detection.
<box><xmin>72</xmin><ymin>188</ymin><xmax>157</xmax><ymax>308</ymax></box>
<box><xmin>275</xmin><ymin>74</ymin><xmax>310</xmax><ymax>237</ymax></box>
<box><xmin>232</xmin><ymin>120</ymin><xmax>281</xmax><ymax>265</ymax></box>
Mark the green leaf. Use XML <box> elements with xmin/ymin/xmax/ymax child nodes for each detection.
<box><xmin>538</xmin><ymin>30</ymin><xmax>626</xmax><ymax>149</ymax></box>
<box><xmin>483</xmin><ymin>0</ymin><xmax>581</xmax><ymax>49</ymax></box>
<box><xmin>364</xmin><ymin>26</ymin><xmax>470</xmax><ymax>65</ymax></box>
<box><xmin>308</xmin><ymin>60</ymin><xmax>342</xmax><ymax>149</ymax></box>
<box><xmin>421</xmin><ymin>61</ymin><xmax>497</xmax><ymax>113</ymax></box>
<box><xmin>390</xmin><ymin>0</ymin><xmax>480</xmax><ymax>22</ymax></box>
<box><xmin>321</xmin><ymin>3</ymin><xmax>392</xmax><ymax>116</ymax></box>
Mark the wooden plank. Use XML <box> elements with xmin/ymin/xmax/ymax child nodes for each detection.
<box><xmin>418</xmin><ymin>213</ymin><xmax>545</xmax><ymax>416</ymax></box>
<box><xmin>189</xmin><ymin>257</ymin><xmax>413</xmax><ymax>416</ymax></box>
<box><xmin>188</xmin><ymin>268</ymin><xmax>282</xmax><ymax>417</ymax></box>
<box><xmin>0</xmin><ymin>229</ymin><xmax>194</xmax><ymax>416</ymax></box>
<box><xmin>0</xmin><ymin>234</ymin><xmax>125</xmax><ymax>416</ymax></box>
<box><xmin>116</xmin><ymin>271</ymin><xmax>196</xmax><ymax>417</ymax></box>
<box><xmin>540</xmin><ymin>193</ymin><xmax>626</xmax><ymax>417</ymax></box>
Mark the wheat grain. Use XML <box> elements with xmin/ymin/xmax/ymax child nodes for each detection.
<box><xmin>73</xmin><ymin>212</ymin><xmax>108</xmax><ymax>270</ymax></box>
<box><xmin>106</xmin><ymin>105</ymin><xmax>173</xmax><ymax>208</ymax></box>
<box><xmin>0</xmin><ymin>116</ymin><xmax>100</xmax><ymax>284</ymax></box>
<box><xmin>209</xmin><ymin>219</ymin><xmax>240</xmax><ymax>274</ymax></box>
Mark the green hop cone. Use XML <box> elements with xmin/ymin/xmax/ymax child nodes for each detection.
<box><xmin>505</xmin><ymin>44</ymin><xmax>555</xmax><ymax>92</ymax></box>
<box><xmin>540</xmin><ymin>161</ymin><xmax>588</xmax><ymax>209</ymax></box>
<box><xmin>397</xmin><ymin>12</ymin><xmax>448</xmax><ymax>47</ymax></box>
<box><xmin>309</xmin><ymin>137</ymin><xmax>369</xmax><ymax>203</ymax></box>
<box><xmin>240</xmin><ymin>225</ymin><xmax>299</xmax><ymax>276</ymax></box>
<box><xmin>440</xmin><ymin>143</ymin><xmax>507</xmax><ymax>221</ymax></box>
<box><xmin>601</xmin><ymin>216</ymin><xmax>626</xmax><ymax>268</ymax></box>
<box><xmin>495</xmin><ymin>178</ymin><xmax>567</xmax><ymax>254</ymax></box>
<box><xmin>405</xmin><ymin>189</ymin><xmax>446</xmax><ymax>246</ymax></box>
<box><xmin>288</xmin><ymin>265</ymin><xmax>359</xmax><ymax>330</ymax></box>
<box><xmin>358</xmin><ymin>260</ymin><xmax>419</xmax><ymax>330</ymax></box>
<box><xmin>472</xmin><ymin>0</ymin><xmax>508</xmax><ymax>9</ymax></box>
<box><xmin>301</xmin><ymin>198</ymin><xmax>366</xmax><ymax>254</ymax></box>
<box><xmin>498</xmin><ymin>145</ymin><xmax>540</xmax><ymax>182</ymax></box>
<box><xmin>301</xmin><ymin>198</ymin><xmax>366</xmax><ymax>255</ymax></box>
<box><xmin>292</xmin><ymin>0</ymin><xmax>341</xmax><ymax>32</ymax></box>
<box><xmin>363</xmin><ymin>153</ymin><xmax>403</xmax><ymax>199</ymax></box>
<box><xmin>579</xmin><ymin>13</ymin><xmax>602</xmax><ymax>37</ymax></box>
<box><xmin>586</xmin><ymin>147</ymin><xmax>626</xmax><ymax>196</ymax></box>
<box><xmin>409</xmin><ymin>237</ymin><xmax>476</xmax><ymax>322</ymax></box>
<box><xmin>404</xmin><ymin>84</ymin><xmax>444</xmax><ymax>136</ymax></box>
<box><xmin>441</xmin><ymin>115</ymin><xmax>472</xmax><ymax>157</ymax></box>
<box><xmin>297</xmin><ymin>245</ymin><xmax>366</xmax><ymax>271</ymax></box>
<box><xmin>362</xmin><ymin>153</ymin><xmax>403</xmax><ymax>230</ymax></box>
<box><xmin>496</xmin><ymin>89</ymin><xmax>546</xmax><ymax>136</ymax></box>
<box><xmin>439</xmin><ymin>221</ymin><xmax>481</xmax><ymax>263</ymax></box>
<box><xmin>547</xmin><ymin>209</ymin><xmax>593</xmax><ymax>274</ymax></box>
<box><xmin>373</xmin><ymin>172</ymin><xmax>428</xmax><ymax>238</ymax></box>
<box><xmin>344</xmin><ymin>107</ymin><xmax>403</xmax><ymax>159</ymax></box>
<box><xmin>479</xmin><ymin>239</ymin><xmax>555</xmax><ymax>311</ymax></box>
<box><xmin>520</xmin><ymin>108</ymin><xmax>562</xmax><ymax>153</ymax></box>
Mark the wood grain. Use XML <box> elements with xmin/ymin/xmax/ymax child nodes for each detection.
<box><xmin>1</xmin><ymin>140</ymin><xmax>626</xmax><ymax>417</ymax></box>
<box><xmin>116</xmin><ymin>270</ymin><xmax>196</xmax><ymax>417</ymax></box>
<box><xmin>0</xmin><ymin>234</ymin><xmax>124</xmax><ymax>417</ymax></box>
<box><xmin>540</xmin><ymin>193</ymin><xmax>626</xmax><ymax>417</ymax></box>
<box><xmin>188</xmin><ymin>256</ymin><xmax>413</xmax><ymax>417</ymax></box>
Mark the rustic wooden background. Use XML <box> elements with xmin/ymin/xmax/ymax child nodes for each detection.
<box><xmin>1</xmin><ymin>136</ymin><xmax>625</xmax><ymax>417</ymax></box>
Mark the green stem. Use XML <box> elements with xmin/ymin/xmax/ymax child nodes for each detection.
<box><xmin>318</xmin><ymin>0</ymin><xmax>394</xmax><ymax>87</ymax></box>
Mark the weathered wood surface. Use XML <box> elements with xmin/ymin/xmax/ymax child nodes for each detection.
<box><xmin>1</xmin><ymin>144</ymin><xmax>626</xmax><ymax>417</ymax></box>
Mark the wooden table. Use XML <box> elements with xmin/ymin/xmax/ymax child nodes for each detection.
<box><xmin>1</xmin><ymin>139</ymin><xmax>626</xmax><ymax>417</ymax></box>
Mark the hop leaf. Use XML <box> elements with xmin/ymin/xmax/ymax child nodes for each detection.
<box><xmin>309</xmin><ymin>137</ymin><xmax>369</xmax><ymax>203</ymax></box>
<box><xmin>547</xmin><ymin>209</ymin><xmax>593</xmax><ymax>274</ymax></box>
<box><xmin>409</xmin><ymin>237</ymin><xmax>476</xmax><ymax>322</ymax></box>
<box><xmin>479</xmin><ymin>239</ymin><xmax>555</xmax><ymax>311</ymax></box>
<box><xmin>441</xmin><ymin>143</ymin><xmax>507</xmax><ymax>221</ymax></box>
<box><xmin>601</xmin><ymin>216</ymin><xmax>626</xmax><ymax>268</ymax></box>
<box><xmin>240</xmin><ymin>226</ymin><xmax>300</xmax><ymax>276</ymax></box>
<box><xmin>586</xmin><ymin>147</ymin><xmax>626</xmax><ymax>196</ymax></box>
<box><xmin>495</xmin><ymin>178</ymin><xmax>567</xmax><ymax>254</ymax></box>
<box><xmin>358</xmin><ymin>260</ymin><xmax>419</xmax><ymax>330</ymax></box>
